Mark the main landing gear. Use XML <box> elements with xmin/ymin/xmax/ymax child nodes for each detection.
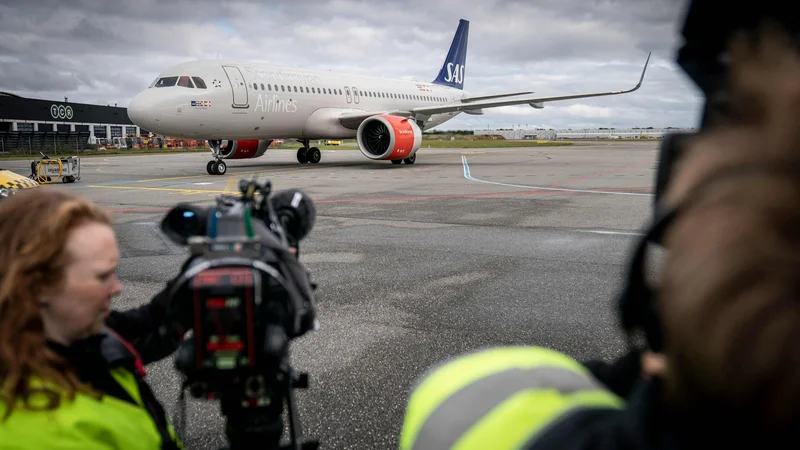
<box><xmin>206</xmin><ymin>160</ymin><xmax>227</xmax><ymax>175</ymax></box>
<box><xmin>206</xmin><ymin>140</ymin><xmax>227</xmax><ymax>175</ymax></box>
<box><xmin>391</xmin><ymin>154</ymin><xmax>416</xmax><ymax>165</ymax></box>
<box><xmin>297</xmin><ymin>140</ymin><xmax>321</xmax><ymax>164</ymax></box>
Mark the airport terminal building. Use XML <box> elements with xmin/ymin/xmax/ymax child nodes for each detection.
<box><xmin>488</xmin><ymin>127</ymin><xmax>692</xmax><ymax>140</ymax></box>
<box><xmin>0</xmin><ymin>92</ymin><xmax>148</xmax><ymax>152</ymax></box>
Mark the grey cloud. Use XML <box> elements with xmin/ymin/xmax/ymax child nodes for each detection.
<box><xmin>0</xmin><ymin>61</ymin><xmax>82</xmax><ymax>92</ymax></box>
<box><xmin>0</xmin><ymin>0</ymin><xmax>704</xmax><ymax>129</ymax></box>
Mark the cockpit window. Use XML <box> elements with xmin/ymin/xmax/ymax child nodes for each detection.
<box><xmin>192</xmin><ymin>77</ymin><xmax>207</xmax><ymax>89</ymax></box>
<box><xmin>154</xmin><ymin>76</ymin><xmax>178</xmax><ymax>87</ymax></box>
<box><xmin>177</xmin><ymin>76</ymin><xmax>194</xmax><ymax>88</ymax></box>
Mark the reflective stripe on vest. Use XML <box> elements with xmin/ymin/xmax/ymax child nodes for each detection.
<box><xmin>400</xmin><ymin>346</ymin><xmax>624</xmax><ymax>450</ymax></box>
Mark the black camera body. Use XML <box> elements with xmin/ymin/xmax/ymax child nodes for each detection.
<box><xmin>161</xmin><ymin>179</ymin><xmax>319</xmax><ymax>450</ymax></box>
<box><xmin>654</xmin><ymin>0</ymin><xmax>798</xmax><ymax>204</ymax></box>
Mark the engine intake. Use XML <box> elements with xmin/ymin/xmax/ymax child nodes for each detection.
<box><xmin>210</xmin><ymin>139</ymin><xmax>272</xmax><ymax>159</ymax></box>
<box><xmin>356</xmin><ymin>115</ymin><xmax>422</xmax><ymax>160</ymax></box>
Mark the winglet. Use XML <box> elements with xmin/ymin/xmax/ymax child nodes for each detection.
<box><xmin>631</xmin><ymin>52</ymin><xmax>651</xmax><ymax>92</ymax></box>
<box><xmin>638</xmin><ymin>52</ymin><xmax>651</xmax><ymax>87</ymax></box>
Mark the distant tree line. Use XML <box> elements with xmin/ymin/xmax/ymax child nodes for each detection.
<box><xmin>423</xmin><ymin>130</ymin><xmax>475</xmax><ymax>135</ymax></box>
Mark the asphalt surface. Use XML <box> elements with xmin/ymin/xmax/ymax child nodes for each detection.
<box><xmin>2</xmin><ymin>142</ymin><xmax>659</xmax><ymax>449</ymax></box>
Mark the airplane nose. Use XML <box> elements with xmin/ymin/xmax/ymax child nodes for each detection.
<box><xmin>127</xmin><ymin>91</ymin><xmax>157</xmax><ymax>130</ymax></box>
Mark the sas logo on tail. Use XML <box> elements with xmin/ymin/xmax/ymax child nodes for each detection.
<box><xmin>444</xmin><ymin>63</ymin><xmax>465</xmax><ymax>84</ymax></box>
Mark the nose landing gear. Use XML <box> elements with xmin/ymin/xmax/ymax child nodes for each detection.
<box><xmin>206</xmin><ymin>140</ymin><xmax>227</xmax><ymax>175</ymax></box>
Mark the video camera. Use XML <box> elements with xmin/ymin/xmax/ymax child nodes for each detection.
<box><xmin>653</xmin><ymin>0</ymin><xmax>798</xmax><ymax>206</ymax></box>
<box><xmin>160</xmin><ymin>178</ymin><xmax>319</xmax><ymax>450</ymax></box>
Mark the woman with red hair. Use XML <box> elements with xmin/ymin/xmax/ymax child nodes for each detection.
<box><xmin>0</xmin><ymin>189</ymin><xmax>184</xmax><ymax>449</ymax></box>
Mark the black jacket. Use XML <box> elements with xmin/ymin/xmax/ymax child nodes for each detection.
<box><xmin>523</xmin><ymin>351</ymin><xmax>787</xmax><ymax>450</ymax></box>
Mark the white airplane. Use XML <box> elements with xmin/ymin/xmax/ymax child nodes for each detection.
<box><xmin>128</xmin><ymin>19</ymin><xmax>650</xmax><ymax>175</ymax></box>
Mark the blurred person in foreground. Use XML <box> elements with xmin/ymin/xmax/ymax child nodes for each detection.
<box><xmin>398</xmin><ymin>22</ymin><xmax>800</xmax><ymax>450</ymax></box>
<box><xmin>0</xmin><ymin>189</ymin><xmax>185</xmax><ymax>449</ymax></box>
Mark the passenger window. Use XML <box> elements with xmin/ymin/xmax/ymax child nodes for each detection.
<box><xmin>323</xmin><ymin>88</ymin><xmax>327</xmax><ymax>94</ymax></box>
<box><xmin>261</xmin><ymin>83</ymin><xmax>265</xmax><ymax>90</ymax></box>
<box><xmin>192</xmin><ymin>77</ymin><xmax>207</xmax><ymax>89</ymax></box>
<box><xmin>294</xmin><ymin>86</ymin><xmax>298</xmax><ymax>92</ymax></box>
<box><xmin>306</xmin><ymin>87</ymin><xmax>310</xmax><ymax>93</ymax></box>
<box><xmin>268</xmin><ymin>84</ymin><xmax>272</xmax><ymax>90</ymax></box>
<box><xmin>177</xmin><ymin>76</ymin><xmax>194</xmax><ymax>88</ymax></box>
<box><xmin>253</xmin><ymin>83</ymin><xmax>258</xmax><ymax>89</ymax></box>
<box><xmin>281</xmin><ymin>85</ymin><xmax>285</xmax><ymax>91</ymax></box>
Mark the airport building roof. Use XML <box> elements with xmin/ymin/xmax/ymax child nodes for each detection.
<box><xmin>0</xmin><ymin>92</ymin><xmax>133</xmax><ymax>126</ymax></box>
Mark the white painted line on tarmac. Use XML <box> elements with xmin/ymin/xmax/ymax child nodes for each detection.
<box><xmin>578</xmin><ymin>230</ymin><xmax>645</xmax><ymax>236</ymax></box>
<box><xmin>461</xmin><ymin>155</ymin><xmax>654</xmax><ymax>197</ymax></box>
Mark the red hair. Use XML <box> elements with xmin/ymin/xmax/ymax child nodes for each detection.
<box><xmin>0</xmin><ymin>189</ymin><xmax>112</xmax><ymax>419</ymax></box>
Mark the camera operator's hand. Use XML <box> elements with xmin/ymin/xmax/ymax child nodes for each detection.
<box><xmin>641</xmin><ymin>350</ymin><xmax>666</xmax><ymax>378</ymax></box>
<box><xmin>150</xmin><ymin>273</ymin><xmax>195</xmax><ymax>337</ymax></box>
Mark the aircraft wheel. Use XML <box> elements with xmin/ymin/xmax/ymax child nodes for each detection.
<box><xmin>391</xmin><ymin>159</ymin><xmax>402</xmax><ymax>165</ymax></box>
<box><xmin>215</xmin><ymin>161</ymin><xmax>227</xmax><ymax>175</ymax></box>
<box><xmin>297</xmin><ymin>148</ymin><xmax>308</xmax><ymax>164</ymax></box>
<box><xmin>403</xmin><ymin>154</ymin><xmax>416</xmax><ymax>164</ymax></box>
<box><xmin>207</xmin><ymin>161</ymin><xmax>215</xmax><ymax>175</ymax></box>
<box><xmin>308</xmin><ymin>147</ymin><xmax>321</xmax><ymax>164</ymax></box>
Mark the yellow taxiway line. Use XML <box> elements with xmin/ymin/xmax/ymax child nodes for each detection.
<box><xmin>87</xmin><ymin>185</ymin><xmax>229</xmax><ymax>195</ymax></box>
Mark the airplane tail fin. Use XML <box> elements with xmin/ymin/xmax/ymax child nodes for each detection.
<box><xmin>432</xmin><ymin>19</ymin><xmax>469</xmax><ymax>90</ymax></box>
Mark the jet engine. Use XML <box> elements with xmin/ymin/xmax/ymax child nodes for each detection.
<box><xmin>209</xmin><ymin>139</ymin><xmax>273</xmax><ymax>159</ymax></box>
<box><xmin>356</xmin><ymin>115</ymin><xmax>422</xmax><ymax>162</ymax></box>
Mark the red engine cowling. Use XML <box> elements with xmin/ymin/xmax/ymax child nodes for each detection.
<box><xmin>356</xmin><ymin>115</ymin><xmax>422</xmax><ymax>160</ymax></box>
<box><xmin>211</xmin><ymin>139</ymin><xmax>273</xmax><ymax>159</ymax></box>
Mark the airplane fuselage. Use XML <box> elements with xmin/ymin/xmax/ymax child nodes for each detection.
<box><xmin>127</xmin><ymin>18</ymin><xmax>648</xmax><ymax>175</ymax></box>
<box><xmin>129</xmin><ymin>60</ymin><xmax>470</xmax><ymax>141</ymax></box>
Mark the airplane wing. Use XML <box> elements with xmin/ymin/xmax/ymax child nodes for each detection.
<box><xmin>338</xmin><ymin>52</ymin><xmax>650</xmax><ymax>130</ymax></box>
<box><xmin>459</xmin><ymin>92</ymin><xmax>534</xmax><ymax>102</ymax></box>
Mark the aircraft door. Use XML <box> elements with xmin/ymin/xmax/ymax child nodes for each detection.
<box><xmin>345</xmin><ymin>87</ymin><xmax>352</xmax><ymax>103</ymax></box>
<box><xmin>222</xmin><ymin>65</ymin><xmax>249</xmax><ymax>108</ymax></box>
<box><xmin>352</xmin><ymin>86</ymin><xmax>360</xmax><ymax>104</ymax></box>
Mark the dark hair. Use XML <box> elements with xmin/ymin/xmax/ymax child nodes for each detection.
<box><xmin>657</xmin><ymin>24</ymin><xmax>800</xmax><ymax>437</ymax></box>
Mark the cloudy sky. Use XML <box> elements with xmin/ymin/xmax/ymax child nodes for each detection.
<box><xmin>0</xmin><ymin>0</ymin><xmax>702</xmax><ymax>130</ymax></box>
